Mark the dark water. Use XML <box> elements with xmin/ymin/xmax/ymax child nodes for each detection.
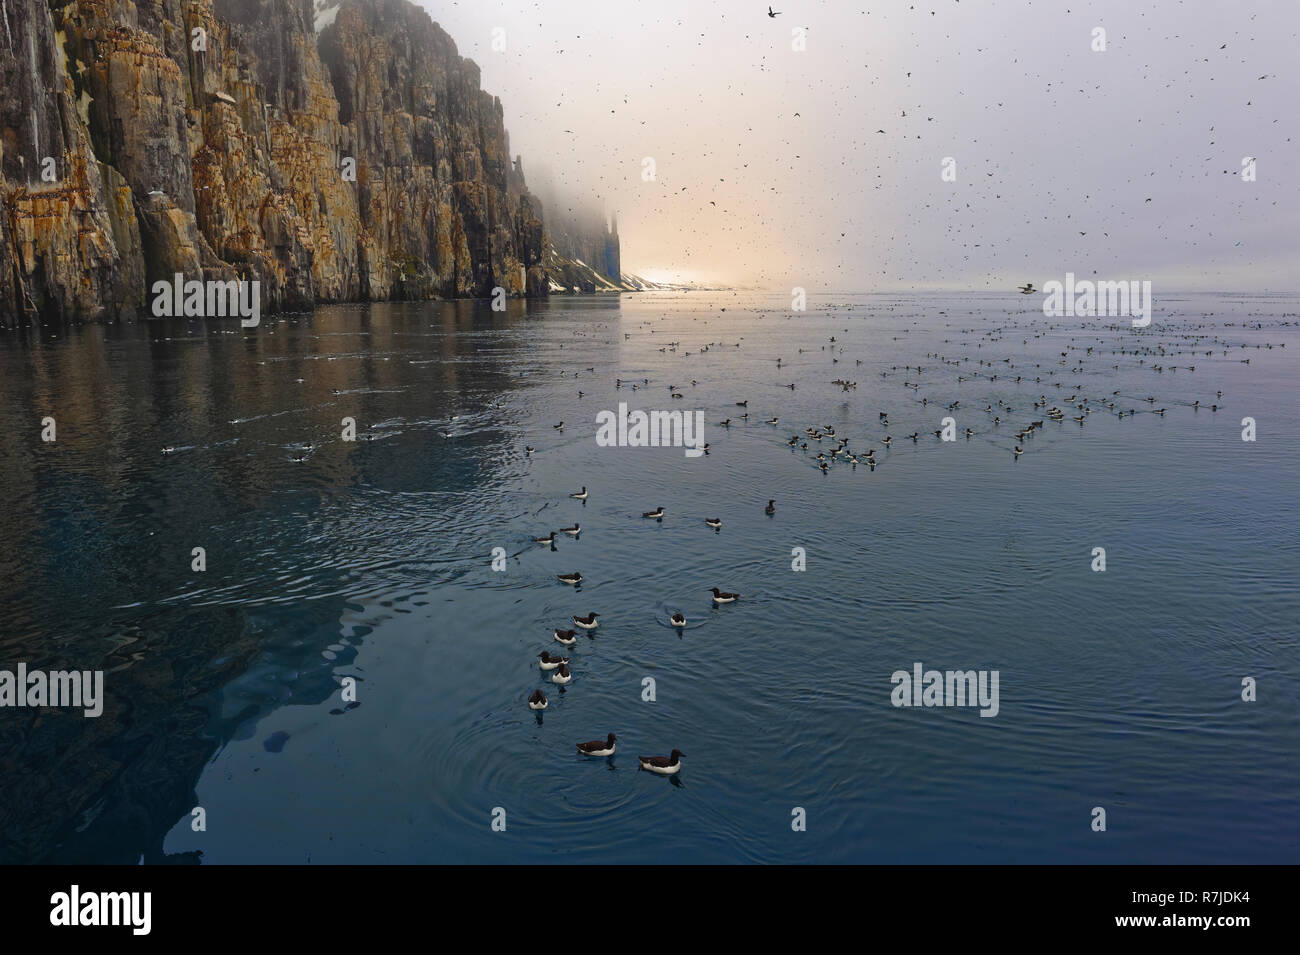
<box><xmin>1</xmin><ymin>292</ymin><xmax>1296</xmax><ymax>864</ymax></box>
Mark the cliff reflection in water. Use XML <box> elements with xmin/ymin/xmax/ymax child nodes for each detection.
<box><xmin>0</xmin><ymin>299</ymin><xmax>578</xmax><ymax>863</ymax></box>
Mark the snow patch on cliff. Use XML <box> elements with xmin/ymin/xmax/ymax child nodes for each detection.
<box><xmin>313</xmin><ymin>0</ymin><xmax>341</xmax><ymax>32</ymax></box>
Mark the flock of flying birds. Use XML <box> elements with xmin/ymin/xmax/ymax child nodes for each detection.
<box><xmin>478</xmin><ymin>3</ymin><xmax>1288</xmax><ymax>291</ymax></box>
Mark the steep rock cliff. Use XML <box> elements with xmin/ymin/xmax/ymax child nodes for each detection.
<box><xmin>0</xmin><ymin>0</ymin><xmax>570</xmax><ymax>323</ymax></box>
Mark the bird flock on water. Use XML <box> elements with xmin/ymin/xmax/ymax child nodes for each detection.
<box><xmin>515</xmin><ymin>295</ymin><xmax>1290</xmax><ymax>778</ymax></box>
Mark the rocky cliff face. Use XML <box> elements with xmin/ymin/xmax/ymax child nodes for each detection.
<box><xmin>547</xmin><ymin>206</ymin><xmax>620</xmax><ymax>278</ymax></box>
<box><xmin>0</xmin><ymin>0</ymin><xmax>566</xmax><ymax>323</ymax></box>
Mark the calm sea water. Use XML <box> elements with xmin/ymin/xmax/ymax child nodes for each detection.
<box><xmin>0</xmin><ymin>291</ymin><xmax>1296</xmax><ymax>864</ymax></box>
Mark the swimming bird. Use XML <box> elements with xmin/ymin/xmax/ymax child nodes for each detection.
<box><xmin>528</xmin><ymin>689</ymin><xmax>548</xmax><ymax>710</ymax></box>
<box><xmin>638</xmin><ymin>750</ymin><xmax>685</xmax><ymax>775</ymax></box>
<box><xmin>533</xmin><ymin>532</ymin><xmax>556</xmax><ymax>545</ymax></box>
<box><xmin>577</xmin><ymin>733</ymin><xmax>616</xmax><ymax>757</ymax></box>
<box><xmin>551</xmin><ymin>663</ymin><xmax>572</xmax><ymax>685</ymax></box>
<box><xmin>525</xmin><ymin>446</ymin><xmax>535</xmax><ymax>455</ymax></box>
<box><xmin>766</xmin><ymin>417</ymin><xmax>779</xmax><ymax>425</ymax></box>
<box><xmin>704</xmin><ymin>518</ymin><xmax>722</xmax><ymax>529</ymax></box>
<box><xmin>162</xmin><ymin>446</ymin><xmax>176</xmax><ymax>454</ymax></box>
<box><xmin>553</xmin><ymin>422</ymin><xmax>564</xmax><ymax>431</ymax></box>
<box><xmin>669</xmin><ymin>611</ymin><xmax>686</xmax><ymax>628</ymax></box>
<box><xmin>1018</xmin><ymin>283</ymin><xmax>1036</xmax><ymax>294</ymax></box>
<box><xmin>1013</xmin><ymin>446</ymin><xmax>1023</xmax><ymax>456</ymax></box>
<box><xmin>561</xmin><ymin>524</ymin><xmax>581</xmax><ymax>536</ymax></box>
<box><xmin>642</xmin><ymin>507</ymin><xmax>664</xmax><ymax>519</ymax></box>
<box><xmin>570</xmin><ymin>487</ymin><xmax>588</xmax><ymax>500</ymax></box>
<box><xmin>709</xmin><ymin>587</ymin><xmax>740</xmax><ymax>604</ymax></box>
<box><xmin>573</xmin><ymin>612</ymin><xmax>600</xmax><ymax>630</ymax></box>
<box><xmin>765</xmin><ymin>499</ymin><xmax>775</xmax><ymax>515</ymax></box>
<box><xmin>539</xmin><ymin>651</ymin><xmax>569</xmax><ymax>670</ymax></box>
<box><xmin>553</xmin><ymin>629</ymin><xmax>577</xmax><ymax>645</ymax></box>
<box><xmin>557</xmin><ymin>572</ymin><xmax>583</xmax><ymax>585</ymax></box>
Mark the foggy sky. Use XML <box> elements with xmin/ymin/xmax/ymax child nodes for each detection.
<box><xmin>416</xmin><ymin>0</ymin><xmax>1300</xmax><ymax>291</ymax></box>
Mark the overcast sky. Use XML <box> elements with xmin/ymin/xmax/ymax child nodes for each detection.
<box><xmin>416</xmin><ymin>0</ymin><xmax>1300</xmax><ymax>291</ymax></box>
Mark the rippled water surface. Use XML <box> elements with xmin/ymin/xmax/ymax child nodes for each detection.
<box><xmin>1</xmin><ymin>292</ymin><xmax>1296</xmax><ymax>863</ymax></box>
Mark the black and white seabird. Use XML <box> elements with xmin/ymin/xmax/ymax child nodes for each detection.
<box><xmin>556</xmin><ymin>572</ymin><xmax>583</xmax><ymax>585</ymax></box>
<box><xmin>576</xmin><ymin>733</ymin><xmax>617</xmax><ymax>757</ymax></box>
<box><xmin>669</xmin><ymin>611</ymin><xmax>686</xmax><ymax>628</ymax></box>
<box><xmin>570</xmin><ymin>486</ymin><xmax>588</xmax><ymax>500</ymax></box>
<box><xmin>709</xmin><ymin>587</ymin><xmax>740</xmax><ymax>604</ymax></box>
<box><xmin>573</xmin><ymin>612</ymin><xmax>600</xmax><ymax>630</ymax></box>
<box><xmin>642</xmin><ymin>507</ymin><xmax>664</xmax><ymax>519</ymax></box>
<box><xmin>534</xmin><ymin>532</ymin><xmax>556</xmax><ymax>545</ymax></box>
<box><xmin>528</xmin><ymin>689</ymin><xmax>548</xmax><ymax>710</ymax></box>
<box><xmin>561</xmin><ymin>524</ymin><xmax>581</xmax><ymax>536</ymax></box>
<box><xmin>638</xmin><ymin>749</ymin><xmax>685</xmax><ymax>775</ymax></box>
<box><xmin>553</xmin><ymin>629</ymin><xmax>577</xmax><ymax>645</ymax></box>
<box><xmin>704</xmin><ymin>518</ymin><xmax>722</xmax><ymax>529</ymax></box>
<box><xmin>765</xmin><ymin>499</ymin><xmax>775</xmax><ymax>515</ymax></box>
<box><xmin>551</xmin><ymin>663</ymin><xmax>572</xmax><ymax>684</ymax></box>
<box><xmin>539</xmin><ymin>651</ymin><xmax>569</xmax><ymax>670</ymax></box>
